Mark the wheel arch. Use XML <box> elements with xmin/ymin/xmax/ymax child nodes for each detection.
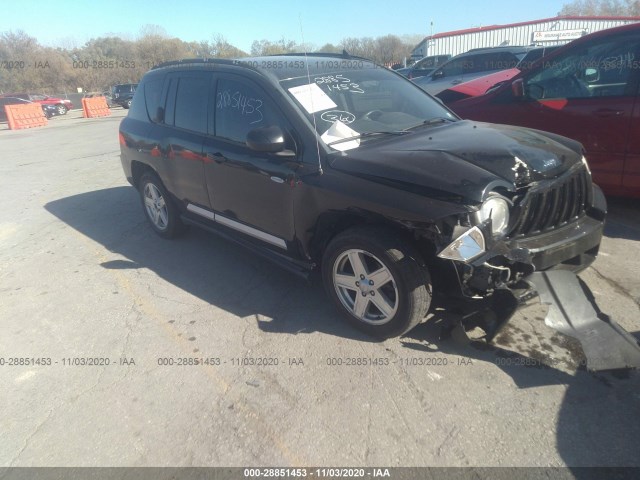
<box><xmin>130</xmin><ymin>161</ymin><xmax>158</xmax><ymax>189</ymax></box>
<box><xmin>308</xmin><ymin>210</ymin><xmax>439</xmax><ymax>268</ymax></box>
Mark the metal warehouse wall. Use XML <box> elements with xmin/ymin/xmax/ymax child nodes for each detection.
<box><xmin>413</xmin><ymin>17</ymin><xmax>640</xmax><ymax>58</ymax></box>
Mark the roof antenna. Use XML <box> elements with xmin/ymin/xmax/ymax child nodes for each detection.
<box><xmin>299</xmin><ymin>13</ymin><xmax>323</xmax><ymax>175</ymax></box>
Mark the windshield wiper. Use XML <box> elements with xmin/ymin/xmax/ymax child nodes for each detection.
<box><xmin>327</xmin><ymin>131</ymin><xmax>411</xmax><ymax>146</ymax></box>
<box><xmin>407</xmin><ymin>117</ymin><xmax>457</xmax><ymax>130</ymax></box>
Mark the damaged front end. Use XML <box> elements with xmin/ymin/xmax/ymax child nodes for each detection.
<box><xmin>431</xmin><ymin>160</ymin><xmax>640</xmax><ymax>371</ymax></box>
<box><xmin>437</xmin><ymin>161</ymin><xmax>604</xmax><ymax>296</ymax></box>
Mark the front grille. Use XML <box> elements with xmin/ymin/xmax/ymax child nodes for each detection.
<box><xmin>510</xmin><ymin>168</ymin><xmax>592</xmax><ymax>237</ymax></box>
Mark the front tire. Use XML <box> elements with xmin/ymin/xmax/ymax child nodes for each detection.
<box><xmin>56</xmin><ymin>104</ymin><xmax>67</xmax><ymax>115</ymax></box>
<box><xmin>322</xmin><ymin>226</ymin><xmax>432</xmax><ymax>338</ymax></box>
<box><xmin>124</xmin><ymin>99</ymin><xmax>132</xmax><ymax>109</ymax></box>
<box><xmin>139</xmin><ymin>172</ymin><xmax>185</xmax><ymax>239</ymax></box>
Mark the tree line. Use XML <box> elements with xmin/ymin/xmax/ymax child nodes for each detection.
<box><xmin>2</xmin><ymin>1</ymin><xmax>637</xmax><ymax>95</ymax></box>
<box><xmin>559</xmin><ymin>0</ymin><xmax>639</xmax><ymax>15</ymax></box>
<box><xmin>0</xmin><ymin>26</ymin><xmax>420</xmax><ymax>94</ymax></box>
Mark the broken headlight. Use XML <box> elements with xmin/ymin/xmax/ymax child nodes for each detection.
<box><xmin>437</xmin><ymin>226</ymin><xmax>486</xmax><ymax>262</ymax></box>
<box><xmin>476</xmin><ymin>195</ymin><xmax>510</xmax><ymax>236</ymax></box>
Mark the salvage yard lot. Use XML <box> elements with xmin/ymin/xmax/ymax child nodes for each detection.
<box><xmin>1</xmin><ymin>110</ymin><xmax>639</xmax><ymax>467</ymax></box>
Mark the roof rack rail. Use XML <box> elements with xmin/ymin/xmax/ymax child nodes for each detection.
<box><xmin>268</xmin><ymin>51</ymin><xmax>373</xmax><ymax>62</ymax></box>
<box><xmin>152</xmin><ymin>52</ymin><xmax>379</xmax><ymax>71</ymax></box>
<box><xmin>152</xmin><ymin>58</ymin><xmax>240</xmax><ymax>70</ymax></box>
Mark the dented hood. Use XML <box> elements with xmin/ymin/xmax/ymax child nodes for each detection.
<box><xmin>328</xmin><ymin>120</ymin><xmax>583</xmax><ymax>203</ymax></box>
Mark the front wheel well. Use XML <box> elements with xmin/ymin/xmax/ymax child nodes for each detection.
<box><xmin>310</xmin><ymin>214</ymin><xmax>436</xmax><ymax>267</ymax></box>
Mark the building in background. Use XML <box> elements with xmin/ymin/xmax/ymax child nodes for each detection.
<box><xmin>411</xmin><ymin>16</ymin><xmax>640</xmax><ymax>60</ymax></box>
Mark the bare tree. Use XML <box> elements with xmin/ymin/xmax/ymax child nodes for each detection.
<box><xmin>250</xmin><ymin>38</ymin><xmax>302</xmax><ymax>56</ymax></box>
<box><xmin>374</xmin><ymin>35</ymin><xmax>409</xmax><ymax>65</ymax></box>
<box><xmin>559</xmin><ymin>0</ymin><xmax>639</xmax><ymax>15</ymax></box>
<box><xmin>209</xmin><ymin>35</ymin><xmax>247</xmax><ymax>58</ymax></box>
<box><xmin>315</xmin><ymin>43</ymin><xmax>342</xmax><ymax>53</ymax></box>
<box><xmin>0</xmin><ymin>28</ymin><xmax>422</xmax><ymax>94</ymax></box>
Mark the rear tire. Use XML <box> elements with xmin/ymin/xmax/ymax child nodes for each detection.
<box><xmin>139</xmin><ymin>172</ymin><xmax>186</xmax><ymax>239</ymax></box>
<box><xmin>322</xmin><ymin>226</ymin><xmax>431</xmax><ymax>338</ymax></box>
<box><xmin>56</xmin><ymin>104</ymin><xmax>67</xmax><ymax>115</ymax></box>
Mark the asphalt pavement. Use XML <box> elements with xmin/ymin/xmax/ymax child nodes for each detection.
<box><xmin>1</xmin><ymin>110</ymin><xmax>639</xmax><ymax>468</ymax></box>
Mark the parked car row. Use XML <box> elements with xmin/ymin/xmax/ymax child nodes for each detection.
<box><xmin>432</xmin><ymin>46</ymin><xmax>564</xmax><ymax>104</ymax></box>
<box><xmin>410</xmin><ymin>46</ymin><xmax>535</xmax><ymax>95</ymax></box>
<box><xmin>395</xmin><ymin>54</ymin><xmax>452</xmax><ymax>79</ymax></box>
<box><xmin>0</xmin><ymin>96</ymin><xmax>61</xmax><ymax>121</ymax></box>
<box><xmin>441</xmin><ymin>23</ymin><xmax>640</xmax><ymax>198</ymax></box>
<box><xmin>0</xmin><ymin>84</ymin><xmax>140</xmax><ymax>123</ymax></box>
<box><xmin>401</xmin><ymin>46</ymin><xmax>563</xmax><ymax>95</ymax></box>
<box><xmin>0</xmin><ymin>92</ymin><xmax>73</xmax><ymax>115</ymax></box>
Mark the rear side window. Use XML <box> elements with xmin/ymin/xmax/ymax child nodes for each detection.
<box><xmin>438</xmin><ymin>58</ymin><xmax>469</xmax><ymax>77</ymax></box>
<box><xmin>174</xmin><ymin>76</ymin><xmax>209</xmax><ymax>134</ymax></box>
<box><xmin>124</xmin><ymin>85</ymin><xmax>147</xmax><ymax>120</ymax></box>
<box><xmin>144</xmin><ymin>78</ymin><xmax>164</xmax><ymax>123</ymax></box>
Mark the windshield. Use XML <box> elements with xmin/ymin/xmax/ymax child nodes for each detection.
<box><xmin>280</xmin><ymin>67</ymin><xmax>457</xmax><ymax>150</ymax></box>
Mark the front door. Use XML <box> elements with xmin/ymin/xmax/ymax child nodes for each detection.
<box><xmin>202</xmin><ymin>75</ymin><xmax>300</xmax><ymax>250</ymax></box>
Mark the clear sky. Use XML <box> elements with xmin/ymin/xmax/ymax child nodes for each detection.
<box><xmin>1</xmin><ymin>0</ymin><xmax>568</xmax><ymax>51</ymax></box>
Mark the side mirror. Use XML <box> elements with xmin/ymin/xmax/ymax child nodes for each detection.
<box><xmin>432</xmin><ymin>69</ymin><xmax>444</xmax><ymax>79</ymax></box>
<box><xmin>511</xmin><ymin>78</ymin><xmax>525</xmax><ymax>98</ymax></box>
<box><xmin>246</xmin><ymin>126</ymin><xmax>295</xmax><ymax>157</ymax></box>
<box><xmin>584</xmin><ymin>67</ymin><xmax>600</xmax><ymax>83</ymax></box>
<box><xmin>246</xmin><ymin>125</ymin><xmax>285</xmax><ymax>152</ymax></box>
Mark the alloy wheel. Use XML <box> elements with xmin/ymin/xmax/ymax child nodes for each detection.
<box><xmin>143</xmin><ymin>183</ymin><xmax>169</xmax><ymax>231</ymax></box>
<box><xmin>332</xmin><ymin>249</ymin><xmax>399</xmax><ymax>325</ymax></box>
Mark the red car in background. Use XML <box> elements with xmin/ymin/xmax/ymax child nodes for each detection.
<box><xmin>0</xmin><ymin>93</ymin><xmax>73</xmax><ymax>115</ymax></box>
<box><xmin>444</xmin><ymin>23</ymin><xmax>640</xmax><ymax>198</ymax></box>
<box><xmin>436</xmin><ymin>68</ymin><xmax>521</xmax><ymax>104</ymax></box>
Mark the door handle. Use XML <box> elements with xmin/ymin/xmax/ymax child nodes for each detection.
<box><xmin>593</xmin><ymin>109</ymin><xmax>624</xmax><ymax>117</ymax></box>
<box><xmin>206</xmin><ymin>152</ymin><xmax>227</xmax><ymax>163</ymax></box>
<box><xmin>270</xmin><ymin>176</ymin><xmax>285</xmax><ymax>184</ymax></box>
<box><xmin>451</xmin><ymin>79</ymin><xmax>462</xmax><ymax>85</ymax></box>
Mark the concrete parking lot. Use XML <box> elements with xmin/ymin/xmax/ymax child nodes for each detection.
<box><xmin>1</xmin><ymin>110</ymin><xmax>639</xmax><ymax>468</ymax></box>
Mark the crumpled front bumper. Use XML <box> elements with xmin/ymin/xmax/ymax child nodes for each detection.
<box><xmin>530</xmin><ymin>270</ymin><xmax>640</xmax><ymax>371</ymax></box>
<box><xmin>436</xmin><ymin>185</ymin><xmax>640</xmax><ymax>371</ymax></box>
<box><xmin>442</xmin><ymin>270</ymin><xmax>640</xmax><ymax>372</ymax></box>
<box><xmin>439</xmin><ymin>184</ymin><xmax>607</xmax><ymax>296</ymax></box>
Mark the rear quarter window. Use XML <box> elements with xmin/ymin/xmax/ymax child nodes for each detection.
<box><xmin>144</xmin><ymin>78</ymin><xmax>164</xmax><ymax>122</ymax></box>
<box><xmin>125</xmin><ymin>84</ymin><xmax>148</xmax><ymax>121</ymax></box>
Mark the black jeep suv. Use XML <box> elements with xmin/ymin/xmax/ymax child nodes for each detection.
<box><xmin>119</xmin><ymin>55</ymin><xmax>606</xmax><ymax>338</ymax></box>
<box><xmin>112</xmin><ymin>83</ymin><xmax>138</xmax><ymax>108</ymax></box>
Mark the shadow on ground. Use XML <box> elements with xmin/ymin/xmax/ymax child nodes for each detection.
<box><xmin>604</xmin><ymin>196</ymin><xmax>640</xmax><ymax>241</ymax></box>
<box><xmin>46</xmin><ymin>186</ymin><xmax>640</xmax><ymax>468</ymax></box>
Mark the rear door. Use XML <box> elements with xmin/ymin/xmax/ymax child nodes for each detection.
<box><xmin>154</xmin><ymin>71</ymin><xmax>212</xmax><ymax>209</ymax></box>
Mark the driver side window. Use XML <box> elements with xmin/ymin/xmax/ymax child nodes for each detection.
<box><xmin>525</xmin><ymin>34</ymin><xmax>640</xmax><ymax>99</ymax></box>
<box><xmin>214</xmin><ymin>77</ymin><xmax>283</xmax><ymax>144</ymax></box>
